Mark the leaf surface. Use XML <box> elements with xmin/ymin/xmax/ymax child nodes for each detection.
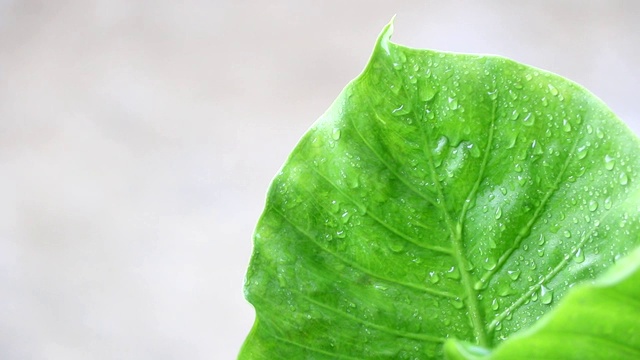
<box><xmin>240</xmin><ymin>22</ymin><xmax>640</xmax><ymax>359</ymax></box>
<box><xmin>444</xmin><ymin>245</ymin><xmax>640</xmax><ymax>359</ymax></box>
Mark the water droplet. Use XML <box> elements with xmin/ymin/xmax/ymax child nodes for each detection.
<box><xmin>340</xmin><ymin>210</ymin><xmax>351</xmax><ymax>224</ymax></box>
<box><xmin>547</xmin><ymin>84</ymin><xmax>559</xmax><ymax>96</ymax></box>
<box><xmin>588</xmin><ymin>199</ymin><xmax>598</xmax><ymax>212</ymax></box>
<box><xmin>392</xmin><ymin>104</ymin><xmax>411</xmax><ymax>116</ymax></box>
<box><xmin>467</xmin><ymin>143</ymin><xmax>481</xmax><ymax>158</ymax></box>
<box><xmin>488</xmin><ymin>90</ymin><xmax>498</xmax><ymax>100</ymax></box>
<box><xmin>604</xmin><ymin>155</ymin><xmax>615</xmax><ymax>170</ymax></box>
<box><xmin>389</xmin><ymin>240</ymin><xmax>405</xmax><ymax>252</ymax></box>
<box><xmin>562</xmin><ymin>119</ymin><xmax>572</xmax><ymax>132</ymax></box>
<box><xmin>428</xmin><ymin>271</ymin><xmax>440</xmax><ymax>284</ymax></box>
<box><xmin>330</xmin><ymin>200</ymin><xmax>340</xmax><ymax>213</ymax></box>
<box><xmin>507</xmin><ymin>270</ymin><xmax>521</xmax><ymax>280</ymax></box>
<box><xmin>575</xmin><ymin>248</ymin><xmax>585</xmax><ymax>263</ymax></box>
<box><xmin>596</xmin><ymin>128</ymin><xmax>604</xmax><ymax>139</ymax></box>
<box><xmin>619</xmin><ymin>172</ymin><xmax>629</xmax><ymax>186</ymax></box>
<box><xmin>446</xmin><ymin>266</ymin><xmax>461</xmax><ymax>280</ymax></box>
<box><xmin>514</xmin><ymin>163</ymin><xmax>523</xmax><ymax>173</ymax></box>
<box><xmin>474</xmin><ymin>280</ymin><xmax>487</xmax><ymax>290</ymax></box>
<box><xmin>491</xmin><ymin>298</ymin><xmax>500</xmax><ymax>311</ymax></box>
<box><xmin>540</xmin><ymin>285</ymin><xmax>553</xmax><ymax>305</ymax></box>
<box><xmin>522</xmin><ymin>112</ymin><xmax>535</xmax><ymax>126</ymax></box>
<box><xmin>495</xmin><ymin>207</ymin><xmax>502</xmax><ymax>220</ymax></box>
<box><xmin>483</xmin><ymin>258</ymin><xmax>497</xmax><ymax>271</ymax></box>
<box><xmin>537</xmin><ymin>234</ymin><xmax>546</xmax><ymax>245</ymax></box>
<box><xmin>419</xmin><ymin>83</ymin><xmax>437</xmax><ymax>102</ymax></box>
<box><xmin>604</xmin><ymin>197</ymin><xmax>612</xmax><ymax>210</ymax></box>
<box><xmin>509</xmin><ymin>110</ymin><xmax>519</xmax><ymax>121</ymax></box>
<box><xmin>577</xmin><ymin>146</ymin><xmax>588</xmax><ymax>159</ymax></box>
<box><xmin>448</xmin><ymin>97</ymin><xmax>459</xmax><ymax>110</ymax></box>
<box><xmin>452</xmin><ymin>298</ymin><xmax>464</xmax><ymax>309</ymax></box>
<box><xmin>564</xmin><ymin>230</ymin><xmax>572</xmax><ymax>238</ymax></box>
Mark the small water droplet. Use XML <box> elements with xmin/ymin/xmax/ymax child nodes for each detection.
<box><xmin>392</xmin><ymin>104</ymin><xmax>411</xmax><ymax>116</ymax></box>
<box><xmin>577</xmin><ymin>145</ymin><xmax>588</xmax><ymax>159</ymax></box>
<box><xmin>474</xmin><ymin>280</ymin><xmax>487</xmax><ymax>290</ymax></box>
<box><xmin>547</xmin><ymin>84</ymin><xmax>559</xmax><ymax>96</ymax></box>
<box><xmin>562</xmin><ymin>119</ymin><xmax>572</xmax><ymax>132</ymax></box>
<box><xmin>446</xmin><ymin>266</ymin><xmax>461</xmax><ymax>280</ymax></box>
<box><xmin>596</xmin><ymin>128</ymin><xmax>604</xmax><ymax>139</ymax></box>
<box><xmin>331</xmin><ymin>128</ymin><xmax>341</xmax><ymax>140</ymax></box>
<box><xmin>428</xmin><ymin>271</ymin><xmax>440</xmax><ymax>284</ymax></box>
<box><xmin>448</xmin><ymin>97</ymin><xmax>459</xmax><ymax>110</ymax></box>
<box><xmin>483</xmin><ymin>258</ymin><xmax>497</xmax><ymax>271</ymax></box>
<box><xmin>604</xmin><ymin>155</ymin><xmax>615</xmax><ymax>170</ymax></box>
<box><xmin>419</xmin><ymin>83</ymin><xmax>437</xmax><ymax>102</ymax></box>
<box><xmin>467</xmin><ymin>143</ymin><xmax>481</xmax><ymax>158</ymax></box>
<box><xmin>495</xmin><ymin>207</ymin><xmax>502</xmax><ymax>220</ymax></box>
<box><xmin>588</xmin><ymin>199</ymin><xmax>598</xmax><ymax>212</ymax></box>
<box><xmin>389</xmin><ymin>240</ymin><xmax>404</xmax><ymax>252</ymax></box>
<box><xmin>522</xmin><ymin>112</ymin><xmax>535</xmax><ymax>126</ymax></box>
<box><xmin>619</xmin><ymin>172</ymin><xmax>629</xmax><ymax>186</ymax></box>
<box><xmin>575</xmin><ymin>248</ymin><xmax>585</xmax><ymax>263</ymax></box>
<box><xmin>336</xmin><ymin>230</ymin><xmax>346</xmax><ymax>238</ymax></box>
<box><xmin>507</xmin><ymin>270</ymin><xmax>521</xmax><ymax>280</ymax></box>
<box><xmin>537</xmin><ymin>234</ymin><xmax>546</xmax><ymax>245</ymax></box>
<box><xmin>540</xmin><ymin>285</ymin><xmax>553</xmax><ymax>305</ymax></box>
<box><xmin>330</xmin><ymin>200</ymin><xmax>340</xmax><ymax>213</ymax></box>
<box><xmin>604</xmin><ymin>197</ymin><xmax>613</xmax><ymax>210</ymax></box>
<box><xmin>452</xmin><ymin>298</ymin><xmax>464</xmax><ymax>309</ymax></box>
<box><xmin>564</xmin><ymin>230</ymin><xmax>572</xmax><ymax>238</ymax></box>
<box><xmin>491</xmin><ymin>298</ymin><xmax>500</xmax><ymax>311</ymax></box>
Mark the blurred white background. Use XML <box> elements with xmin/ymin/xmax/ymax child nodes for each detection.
<box><xmin>0</xmin><ymin>0</ymin><xmax>637</xmax><ymax>359</ymax></box>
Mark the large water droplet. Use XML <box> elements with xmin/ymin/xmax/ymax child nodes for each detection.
<box><xmin>332</xmin><ymin>128</ymin><xmax>341</xmax><ymax>140</ymax></box>
<box><xmin>588</xmin><ymin>199</ymin><xmax>598</xmax><ymax>212</ymax></box>
<box><xmin>604</xmin><ymin>197</ymin><xmax>613</xmax><ymax>210</ymax></box>
<box><xmin>575</xmin><ymin>248</ymin><xmax>585</xmax><ymax>263</ymax></box>
<box><xmin>547</xmin><ymin>84</ymin><xmax>559</xmax><ymax>96</ymax></box>
<box><xmin>495</xmin><ymin>207</ymin><xmax>503</xmax><ymax>220</ymax></box>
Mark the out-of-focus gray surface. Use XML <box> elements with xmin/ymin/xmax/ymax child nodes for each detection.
<box><xmin>0</xmin><ymin>1</ymin><xmax>637</xmax><ymax>359</ymax></box>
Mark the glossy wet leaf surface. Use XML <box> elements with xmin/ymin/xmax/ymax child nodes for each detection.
<box><xmin>240</xmin><ymin>22</ymin><xmax>640</xmax><ymax>359</ymax></box>
<box><xmin>445</xmin><ymin>245</ymin><xmax>640</xmax><ymax>359</ymax></box>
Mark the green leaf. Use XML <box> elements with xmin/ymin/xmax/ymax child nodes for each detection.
<box><xmin>240</xmin><ymin>20</ymin><xmax>640</xmax><ymax>359</ymax></box>
<box><xmin>444</xmin><ymin>245</ymin><xmax>640</xmax><ymax>360</ymax></box>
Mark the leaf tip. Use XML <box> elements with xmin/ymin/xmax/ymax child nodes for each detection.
<box><xmin>376</xmin><ymin>16</ymin><xmax>396</xmax><ymax>55</ymax></box>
